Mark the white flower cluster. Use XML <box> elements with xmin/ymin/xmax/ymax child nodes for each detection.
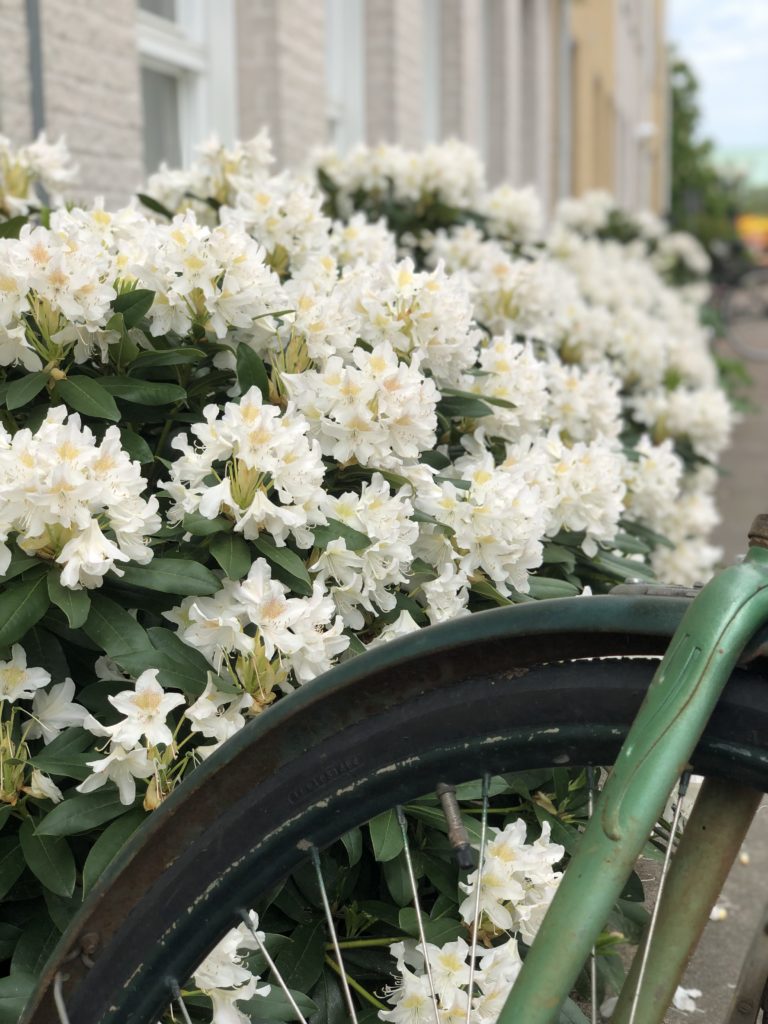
<box><xmin>166</xmin><ymin>558</ymin><xmax>348</xmax><ymax>692</ymax></box>
<box><xmin>312</xmin><ymin>139</ymin><xmax>486</xmax><ymax>210</ymax></box>
<box><xmin>0</xmin><ymin>407</ymin><xmax>160</xmax><ymax>588</ymax></box>
<box><xmin>193</xmin><ymin>912</ymin><xmax>270</xmax><ymax>1024</ymax></box>
<box><xmin>381</xmin><ymin>937</ymin><xmax>523</xmax><ymax>1024</ymax></box>
<box><xmin>459</xmin><ymin>818</ymin><xmax>564</xmax><ymax>943</ymax></box>
<box><xmin>0</xmin><ymin>133</ymin><xmax>77</xmax><ymax>216</ymax></box>
<box><xmin>167</xmin><ymin>386</ymin><xmax>327</xmax><ymax>547</ymax></box>
<box><xmin>380</xmin><ymin>819</ymin><xmax>564</xmax><ymax>1024</ymax></box>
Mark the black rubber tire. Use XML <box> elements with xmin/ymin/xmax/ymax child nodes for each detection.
<box><xmin>21</xmin><ymin>604</ymin><xmax>768</xmax><ymax>1024</ymax></box>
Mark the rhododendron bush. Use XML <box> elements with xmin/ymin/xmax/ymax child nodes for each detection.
<box><xmin>0</xmin><ymin>132</ymin><xmax>726</xmax><ymax>1021</ymax></box>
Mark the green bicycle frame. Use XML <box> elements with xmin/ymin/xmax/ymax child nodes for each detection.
<box><xmin>498</xmin><ymin>538</ymin><xmax>768</xmax><ymax>1023</ymax></box>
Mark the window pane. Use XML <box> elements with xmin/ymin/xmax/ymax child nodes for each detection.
<box><xmin>139</xmin><ymin>0</ymin><xmax>176</xmax><ymax>20</ymax></box>
<box><xmin>141</xmin><ymin>66</ymin><xmax>182</xmax><ymax>173</ymax></box>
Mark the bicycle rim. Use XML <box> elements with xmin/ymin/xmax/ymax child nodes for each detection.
<box><xmin>22</xmin><ymin>596</ymin><xmax>768</xmax><ymax>1024</ymax></box>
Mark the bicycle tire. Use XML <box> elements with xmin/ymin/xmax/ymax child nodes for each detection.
<box><xmin>22</xmin><ymin>594</ymin><xmax>768</xmax><ymax>1024</ymax></box>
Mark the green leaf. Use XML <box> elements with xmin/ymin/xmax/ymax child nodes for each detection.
<box><xmin>312</xmin><ymin>519</ymin><xmax>372</xmax><ymax>551</ymax></box>
<box><xmin>382</xmin><ymin>852</ymin><xmax>412</xmax><ymax>906</ymax></box>
<box><xmin>437</xmin><ymin>394</ymin><xmax>493</xmax><ymax>419</ymax></box>
<box><xmin>0</xmin><ymin>923</ymin><xmax>20</xmax><ymax>960</ymax></box>
<box><xmin>145</xmin><ymin>626</ymin><xmax>216</xmax><ymax>696</ymax></box>
<box><xmin>129</xmin><ymin>346</ymin><xmax>205</xmax><ymax>369</ymax></box>
<box><xmin>236</xmin><ymin>344</ymin><xmax>270</xmax><ymax>400</ymax></box>
<box><xmin>54</xmin><ymin>376</ymin><xmax>120</xmax><ymax>421</ymax></box>
<box><xmin>0</xmin><ymin>549</ymin><xmax>40</xmax><ymax>583</ymax></box>
<box><xmin>119</xmin><ymin>427</ymin><xmax>154</xmax><ymax>464</ymax></box>
<box><xmin>368</xmin><ymin>809</ymin><xmax>404</xmax><ymax>862</ymax></box>
<box><xmin>0</xmin><ymin>216</ymin><xmax>28</xmax><ymax>239</ymax></box>
<box><xmin>36</xmin><ymin>789</ymin><xmax>130</xmax><ymax>836</ymax></box>
<box><xmin>526</xmin><ymin>577</ymin><xmax>580</xmax><ymax>600</ymax></box>
<box><xmin>252</xmin><ymin>536</ymin><xmax>312</xmax><ymax>596</ymax></box>
<box><xmin>240</xmin><ymin>988</ymin><xmax>318</xmax><ymax>1022</ymax></box>
<box><xmin>0</xmin><ymin>574</ymin><xmax>51</xmax><ymax>647</ymax></box>
<box><xmin>136</xmin><ymin>193</ymin><xmax>174</xmax><ymax>219</ymax></box>
<box><xmin>19</xmin><ymin>819</ymin><xmax>76</xmax><ymax>897</ymax></box>
<box><xmin>0</xmin><ymin>971</ymin><xmax>35</xmax><ymax>1023</ymax></box>
<box><xmin>82</xmin><ymin>593</ymin><xmax>150</xmax><ymax>658</ymax></box>
<box><xmin>47</xmin><ymin>572</ymin><xmax>91</xmax><ymax>629</ymax></box>
<box><xmin>309</xmin><ymin>971</ymin><xmax>345</xmax><ymax>1024</ymax></box>
<box><xmin>5</xmin><ymin>372</ymin><xmax>48</xmax><ymax>411</ymax></box>
<box><xmin>441</xmin><ymin>386</ymin><xmax>516</xmax><ymax>410</ymax></box>
<box><xmin>0</xmin><ymin>839</ymin><xmax>25</xmax><ymax>900</ymax></box>
<box><xmin>273</xmin><ymin>919</ymin><xmax>326</xmax><ymax>992</ymax></box>
<box><xmin>11</xmin><ymin>914</ymin><xmax>60</xmax><ymax>977</ymax></box>
<box><xmin>82</xmin><ymin>808</ymin><xmax>146</xmax><ymax>895</ymax></box>
<box><xmin>118</xmin><ymin>558</ymin><xmax>220</xmax><ymax>596</ymax></box>
<box><xmin>31</xmin><ymin>728</ymin><xmax>94</xmax><ymax>780</ymax></box>
<box><xmin>210</xmin><ymin>533</ymin><xmax>253</xmax><ymax>580</ymax></box>
<box><xmin>98</xmin><ymin>375</ymin><xmax>186</xmax><ymax>404</ymax></box>
<box><xmin>182</xmin><ymin>512</ymin><xmax>231</xmax><ymax>536</ymax></box>
<box><xmin>112</xmin><ymin>288</ymin><xmax>155</xmax><ymax>329</ymax></box>
<box><xmin>398</xmin><ymin>908</ymin><xmax>462</xmax><ymax>945</ymax></box>
<box><xmin>340</xmin><ymin>827</ymin><xmax>362</xmax><ymax>867</ymax></box>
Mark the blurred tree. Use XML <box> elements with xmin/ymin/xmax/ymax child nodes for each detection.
<box><xmin>669</xmin><ymin>53</ymin><xmax>743</xmax><ymax>259</ymax></box>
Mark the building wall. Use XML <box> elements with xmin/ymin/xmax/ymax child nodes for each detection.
<box><xmin>0</xmin><ymin>0</ymin><xmax>669</xmax><ymax>214</ymax></box>
<box><xmin>237</xmin><ymin>0</ymin><xmax>327</xmax><ymax>168</ymax></box>
<box><xmin>365</xmin><ymin>0</ymin><xmax>423</xmax><ymax>147</ymax></box>
<box><xmin>0</xmin><ymin>0</ymin><xmax>34</xmax><ymax>144</ymax></box>
<box><xmin>40</xmin><ymin>0</ymin><xmax>144</xmax><ymax>206</ymax></box>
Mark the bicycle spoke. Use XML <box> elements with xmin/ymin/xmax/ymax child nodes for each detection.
<box><xmin>52</xmin><ymin>973</ymin><xmax>72</xmax><ymax>1024</ymax></box>
<box><xmin>396</xmin><ymin>804</ymin><xmax>442</xmax><ymax>1024</ymax></box>
<box><xmin>466</xmin><ymin>773</ymin><xmax>490</xmax><ymax>1024</ymax></box>
<box><xmin>587</xmin><ymin>767</ymin><xmax>598</xmax><ymax>1024</ymax></box>
<box><xmin>238</xmin><ymin>909</ymin><xmax>309</xmax><ymax>1024</ymax></box>
<box><xmin>169</xmin><ymin>981</ymin><xmax>193</xmax><ymax>1024</ymax></box>
<box><xmin>310</xmin><ymin>846</ymin><xmax>359</xmax><ymax>1024</ymax></box>
<box><xmin>626</xmin><ymin>770</ymin><xmax>692</xmax><ymax>1024</ymax></box>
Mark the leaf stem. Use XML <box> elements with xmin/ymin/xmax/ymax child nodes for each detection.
<box><xmin>324</xmin><ymin>955</ymin><xmax>387</xmax><ymax>1010</ymax></box>
<box><xmin>328</xmin><ymin>937</ymin><xmax>403</xmax><ymax>950</ymax></box>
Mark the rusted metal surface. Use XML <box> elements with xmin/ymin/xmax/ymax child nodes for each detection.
<box><xmin>610</xmin><ymin>778</ymin><xmax>762</xmax><ymax>1023</ymax></box>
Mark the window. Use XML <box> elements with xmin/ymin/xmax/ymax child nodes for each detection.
<box><xmin>326</xmin><ymin>0</ymin><xmax>365</xmax><ymax>150</ymax></box>
<box><xmin>137</xmin><ymin>0</ymin><xmax>237</xmax><ymax>173</ymax></box>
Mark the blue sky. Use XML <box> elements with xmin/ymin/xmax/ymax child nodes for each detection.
<box><xmin>668</xmin><ymin>0</ymin><xmax>768</xmax><ymax>158</ymax></box>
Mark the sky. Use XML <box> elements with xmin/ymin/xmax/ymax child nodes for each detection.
<box><xmin>667</xmin><ymin>0</ymin><xmax>768</xmax><ymax>181</ymax></box>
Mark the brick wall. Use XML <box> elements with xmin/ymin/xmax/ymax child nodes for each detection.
<box><xmin>365</xmin><ymin>0</ymin><xmax>423</xmax><ymax>147</ymax></box>
<box><xmin>0</xmin><ymin>0</ymin><xmax>34</xmax><ymax>143</ymax></box>
<box><xmin>237</xmin><ymin>0</ymin><xmax>326</xmax><ymax>167</ymax></box>
<box><xmin>39</xmin><ymin>0</ymin><xmax>143</xmax><ymax>207</ymax></box>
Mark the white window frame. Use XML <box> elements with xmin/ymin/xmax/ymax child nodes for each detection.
<box><xmin>326</xmin><ymin>0</ymin><xmax>366</xmax><ymax>151</ymax></box>
<box><xmin>137</xmin><ymin>0</ymin><xmax>237</xmax><ymax>169</ymax></box>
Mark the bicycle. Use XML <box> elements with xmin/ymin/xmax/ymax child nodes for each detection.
<box><xmin>20</xmin><ymin>513</ymin><xmax>768</xmax><ymax>1024</ymax></box>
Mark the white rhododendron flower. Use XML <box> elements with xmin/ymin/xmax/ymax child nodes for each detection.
<box><xmin>108</xmin><ymin>669</ymin><xmax>186</xmax><ymax>749</ymax></box>
<box><xmin>0</xmin><ymin>645</ymin><xmax>51</xmax><ymax>703</ymax></box>
<box><xmin>167</xmin><ymin>386</ymin><xmax>326</xmax><ymax>548</ymax></box>
<box><xmin>77</xmin><ymin>744</ymin><xmax>155</xmax><ymax>805</ymax></box>
<box><xmin>459</xmin><ymin>819</ymin><xmax>564</xmax><ymax>944</ymax></box>
<box><xmin>0</xmin><ymin>407</ymin><xmax>160</xmax><ymax>586</ymax></box>
<box><xmin>28</xmin><ymin>678</ymin><xmax>88</xmax><ymax>743</ymax></box>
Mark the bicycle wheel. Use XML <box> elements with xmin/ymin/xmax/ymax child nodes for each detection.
<box><xmin>22</xmin><ymin>594</ymin><xmax>768</xmax><ymax>1024</ymax></box>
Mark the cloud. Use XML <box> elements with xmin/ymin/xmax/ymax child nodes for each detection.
<box><xmin>668</xmin><ymin>0</ymin><xmax>768</xmax><ymax>147</ymax></box>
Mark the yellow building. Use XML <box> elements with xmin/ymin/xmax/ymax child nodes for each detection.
<box><xmin>568</xmin><ymin>0</ymin><xmax>668</xmax><ymax>211</ymax></box>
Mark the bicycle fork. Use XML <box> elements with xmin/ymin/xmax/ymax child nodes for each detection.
<box><xmin>498</xmin><ymin>528</ymin><xmax>768</xmax><ymax>1024</ymax></box>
